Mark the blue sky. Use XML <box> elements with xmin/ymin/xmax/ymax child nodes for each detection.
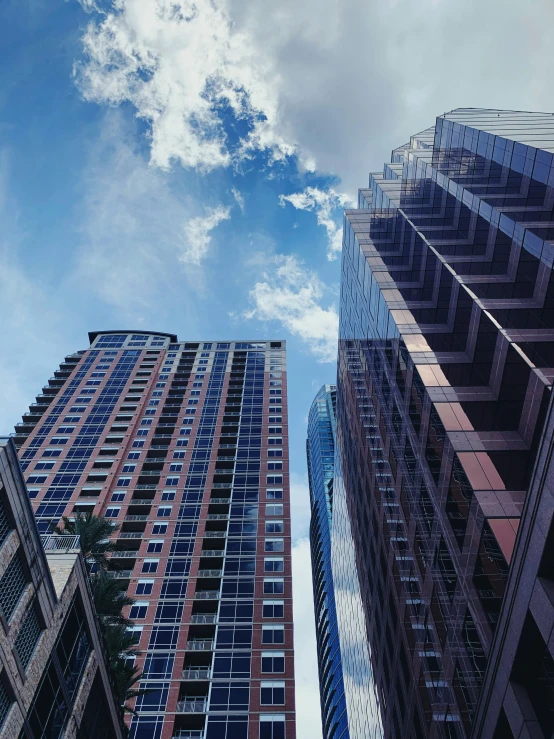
<box><xmin>4</xmin><ymin>0</ymin><xmax>554</xmax><ymax>735</ymax></box>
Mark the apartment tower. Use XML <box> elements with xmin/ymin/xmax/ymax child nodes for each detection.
<box><xmin>306</xmin><ymin>385</ymin><xmax>349</xmax><ymax>739</ymax></box>
<box><xmin>14</xmin><ymin>331</ymin><xmax>295</xmax><ymax>739</ymax></box>
<box><xmin>334</xmin><ymin>110</ymin><xmax>554</xmax><ymax>738</ymax></box>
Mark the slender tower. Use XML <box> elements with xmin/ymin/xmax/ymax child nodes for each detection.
<box><xmin>15</xmin><ymin>331</ymin><xmax>295</xmax><ymax>739</ymax></box>
<box><xmin>306</xmin><ymin>385</ymin><xmax>349</xmax><ymax>738</ymax></box>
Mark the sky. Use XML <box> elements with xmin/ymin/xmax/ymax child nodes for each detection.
<box><xmin>3</xmin><ymin>0</ymin><xmax>554</xmax><ymax>735</ymax></box>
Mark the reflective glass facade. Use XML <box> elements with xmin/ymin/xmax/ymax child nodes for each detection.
<box><xmin>15</xmin><ymin>332</ymin><xmax>296</xmax><ymax>739</ymax></box>
<box><xmin>335</xmin><ymin>109</ymin><xmax>554</xmax><ymax>738</ymax></box>
<box><xmin>306</xmin><ymin>385</ymin><xmax>349</xmax><ymax>738</ymax></box>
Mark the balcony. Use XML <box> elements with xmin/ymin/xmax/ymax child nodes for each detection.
<box><xmin>130</xmin><ymin>498</ymin><xmax>154</xmax><ymax>505</ymax></box>
<box><xmin>173</xmin><ymin>732</ymin><xmax>204</xmax><ymax>739</ymax></box>
<box><xmin>193</xmin><ymin>592</ymin><xmax>219</xmax><ymax>601</ymax></box>
<box><xmin>186</xmin><ymin>640</ymin><xmax>214</xmax><ymax>650</ymax></box>
<box><xmin>206</xmin><ymin>514</ymin><xmax>228</xmax><ymax>521</ymax></box>
<box><xmin>125</xmin><ymin>515</ymin><xmax>148</xmax><ymax>522</ymax></box>
<box><xmin>190</xmin><ymin>615</ymin><xmax>217</xmax><ymax>625</ymax></box>
<box><xmin>209</xmin><ymin>498</ymin><xmax>230</xmax><ymax>505</ymax></box>
<box><xmin>176</xmin><ymin>699</ymin><xmax>208</xmax><ymax>713</ymax></box>
<box><xmin>111</xmin><ymin>551</ymin><xmax>138</xmax><ymax>558</ymax></box>
<box><xmin>107</xmin><ymin>570</ymin><xmax>133</xmax><ymax>579</ymax></box>
<box><xmin>203</xmin><ymin>532</ymin><xmax>226</xmax><ymax>538</ymax></box>
<box><xmin>119</xmin><ymin>532</ymin><xmax>142</xmax><ymax>539</ymax></box>
<box><xmin>197</xmin><ymin>570</ymin><xmax>222</xmax><ymax>578</ymax></box>
<box><xmin>200</xmin><ymin>550</ymin><xmax>224</xmax><ymax>557</ymax></box>
<box><xmin>134</xmin><ymin>484</ymin><xmax>157</xmax><ymax>491</ymax></box>
<box><xmin>182</xmin><ymin>667</ymin><xmax>211</xmax><ymax>679</ymax></box>
<box><xmin>41</xmin><ymin>534</ymin><xmax>80</xmax><ymax>552</ymax></box>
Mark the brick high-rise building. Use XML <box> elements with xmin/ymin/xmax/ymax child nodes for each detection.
<box><xmin>14</xmin><ymin>331</ymin><xmax>295</xmax><ymax>739</ymax></box>
<box><xmin>334</xmin><ymin>110</ymin><xmax>554</xmax><ymax>738</ymax></box>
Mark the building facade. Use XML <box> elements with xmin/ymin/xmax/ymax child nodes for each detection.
<box><xmin>334</xmin><ymin>109</ymin><xmax>554</xmax><ymax>738</ymax></box>
<box><xmin>306</xmin><ymin>385</ymin><xmax>349</xmax><ymax>739</ymax></box>
<box><xmin>0</xmin><ymin>437</ymin><xmax>123</xmax><ymax>739</ymax></box>
<box><xmin>14</xmin><ymin>331</ymin><xmax>295</xmax><ymax>739</ymax></box>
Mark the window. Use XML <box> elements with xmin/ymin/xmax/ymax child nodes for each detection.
<box><xmin>34</xmin><ymin>462</ymin><xmax>54</xmax><ymax>471</ymax></box>
<box><xmin>267</xmin><ymin>476</ymin><xmax>283</xmax><ymax>485</ymax></box>
<box><xmin>165</xmin><ymin>477</ymin><xmax>179</xmax><ymax>486</ymax></box>
<box><xmin>176</xmin><ymin>439</ymin><xmax>189</xmax><ymax>448</ymax></box>
<box><xmin>161</xmin><ymin>491</ymin><xmax>175</xmax><ymax>501</ymax></box>
<box><xmin>268</xmin><ymin>427</ymin><xmax>282</xmax><ymax>434</ymax></box>
<box><xmin>267</xmin><ymin>462</ymin><xmax>283</xmax><ymax>471</ymax></box>
<box><xmin>27</xmin><ymin>476</ymin><xmax>47</xmax><ymax>484</ymax></box>
<box><xmin>132</xmin><ymin>439</ymin><xmax>145</xmax><ymax>448</ymax></box>
<box><xmin>147</xmin><ymin>540</ymin><xmax>164</xmax><ymax>554</ymax></box>
<box><xmin>141</xmin><ymin>419</ymin><xmax>153</xmax><ymax>426</ymax></box>
<box><xmin>136</xmin><ymin>429</ymin><xmax>149</xmax><ymax>436</ymax></box>
<box><xmin>0</xmin><ymin>555</ymin><xmax>27</xmax><ymax>621</ymax></box>
<box><xmin>266</xmin><ymin>504</ymin><xmax>283</xmax><ymax>517</ymax></box>
<box><xmin>117</xmin><ymin>477</ymin><xmax>131</xmax><ymax>487</ymax></box>
<box><xmin>265</xmin><ymin>539</ymin><xmax>284</xmax><ymax>553</ymax></box>
<box><xmin>268</xmin><ymin>449</ymin><xmax>283</xmax><ymax>458</ymax></box>
<box><xmin>27</xmin><ymin>489</ymin><xmax>40</xmax><ymax>499</ymax></box>
<box><xmin>268</xmin><ymin>437</ymin><xmax>283</xmax><ymax>445</ymax></box>
<box><xmin>129</xmin><ymin>602</ymin><xmax>148</xmax><ymax>619</ymax></box>
<box><xmin>169</xmin><ymin>463</ymin><xmax>182</xmax><ymax>472</ymax></box>
<box><xmin>265</xmin><ymin>521</ymin><xmax>284</xmax><ymax>534</ymax></box>
<box><xmin>262</xmin><ymin>625</ymin><xmax>284</xmax><ymax>645</ymax></box>
<box><xmin>110</xmin><ymin>492</ymin><xmax>125</xmax><ymax>502</ymax></box>
<box><xmin>152</xmin><ymin>523</ymin><xmax>167</xmax><ymax>535</ymax></box>
<box><xmin>42</xmin><ymin>449</ymin><xmax>62</xmax><ymax>458</ymax></box>
<box><xmin>266</xmin><ymin>489</ymin><xmax>283</xmax><ymax>500</ymax></box>
<box><xmin>173</xmin><ymin>451</ymin><xmax>186</xmax><ymax>460</ymax></box>
<box><xmin>15</xmin><ymin>603</ymin><xmax>42</xmax><ymax>670</ymax></box>
<box><xmin>264</xmin><ymin>558</ymin><xmax>284</xmax><ymax>573</ymax></box>
<box><xmin>57</xmin><ymin>427</ymin><xmax>75</xmax><ymax>434</ymax></box>
<box><xmin>142</xmin><ymin>560</ymin><xmax>159</xmax><ymax>574</ymax></box>
<box><xmin>127</xmin><ymin>626</ymin><xmax>143</xmax><ymax>645</ymax></box>
<box><xmin>122</xmin><ymin>464</ymin><xmax>136</xmax><ymax>473</ymax></box>
<box><xmin>105</xmin><ymin>507</ymin><xmax>120</xmax><ymax>518</ymax></box>
<box><xmin>157</xmin><ymin>506</ymin><xmax>172</xmax><ymax>518</ymax></box>
<box><xmin>260</xmin><ymin>681</ymin><xmax>285</xmax><ymax>705</ymax></box>
<box><xmin>190</xmin><ymin>390</ymin><xmax>200</xmax><ymax>396</ymax></box>
<box><xmin>264</xmin><ymin>577</ymin><xmax>285</xmax><ymax>595</ymax></box>
<box><xmin>260</xmin><ymin>714</ymin><xmax>285</xmax><ymax>738</ymax></box>
<box><xmin>127</xmin><ymin>452</ymin><xmax>140</xmax><ymax>460</ymax></box>
<box><xmin>269</xmin><ymin>416</ymin><xmax>282</xmax><ymax>423</ymax></box>
<box><xmin>261</xmin><ymin>651</ymin><xmax>284</xmax><ymax>673</ymax></box>
<box><xmin>136</xmin><ymin>579</ymin><xmax>154</xmax><ymax>595</ymax></box>
<box><xmin>263</xmin><ymin>601</ymin><xmax>284</xmax><ymax>618</ymax></box>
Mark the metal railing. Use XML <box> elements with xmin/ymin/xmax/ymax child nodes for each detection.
<box><xmin>119</xmin><ymin>532</ymin><xmax>142</xmax><ymax>539</ymax></box>
<box><xmin>125</xmin><ymin>515</ymin><xmax>148</xmax><ymax>521</ymax></box>
<box><xmin>186</xmin><ymin>640</ymin><xmax>214</xmax><ymax>651</ymax></box>
<box><xmin>209</xmin><ymin>498</ymin><xmax>230</xmax><ymax>505</ymax></box>
<box><xmin>200</xmin><ymin>550</ymin><xmax>224</xmax><ymax>557</ymax></box>
<box><xmin>182</xmin><ymin>668</ymin><xmax>211</xmax><ymax>679</ymax></box>
<box><xmin>176</xmin><ymin>699</ymin><xmax>208</xmax><ymax>713</ymax></box>
<box><xmin>106</xmin><ymin>570</ymin><xmax>132</xmax><ymax>578</ymax></box>
<box><xmin>207</xmin><ymin>514</ymin><xmax>228</xmax><ymax>521</ymax></box>
<box><xmin>190</xmin><ymin>615</ymin><xmax>217</xmax><ymax>625</ymax></box>
<box><xmin>203</xmin><ymin>532</ymin><xmax>226</xmax><ymax>538</ymax></box>
<box><xmin>111</xmin><ymin>550</ymin><xmax>138</xmax><ymax>558</ymax></box>
<box><xmin>194</xmin><ymin>591</ymin><xmax>219</xmax><ymax>600</ymax></box>
<box><xmin>173</xmin><ymin>730</ymin><xmax>204</xmax><ymax>738</ymax></box>
<box><xmin>41</xmin><ymin>534</ymin><xmax>80</xmax><ymax>552</ymax></box>
<box><xmin>197</xmin><ymin>570</ymin><xmax>222</xmax><ymax>578</ymax></box>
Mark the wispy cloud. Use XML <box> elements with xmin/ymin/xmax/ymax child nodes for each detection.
<box><xmin>280</xmin><ymin>187</ymin><xmax>352</xmax><ymax>260</ymax></box>
<box><xmin>237</xmin><ymin>254</ymin><xmax>338</xmax><ymax>362</ymax></box>
<box><xmin>181</xmin><ymin>205</ymin><xmax>231</xmax><ymax>265</ymax></box>
<box><xmin>231</xmin><ymin>187</ymin><xmax>245</xmax><ymax>213</ymax></box>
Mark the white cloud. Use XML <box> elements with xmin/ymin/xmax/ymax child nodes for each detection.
<box><xmin>181</xmin><ymin>205</ymin><xmax>231</xmax><ymax>265</ymax></box>
<box><xmin>280</xmin><ymin>187</ymin><xmax>353</xmax><ymax>260</ymax></box>
<box><xmin>231</xmin><ymin>187</ymin><xmax>245</xmax><ymax>213</ymax></box>
<box><xmin>239</xmin><ymin>254</ymin><xmax>338</xmax><ymax>363</ymax></box>
<box><xmin>74</xmin><ymin>0</ymin><xmax>297</xmax><ymax>172</ymax></box>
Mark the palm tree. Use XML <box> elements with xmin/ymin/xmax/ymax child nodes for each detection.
<box><xmin>102</xmin><ymin>624</ymin><xmax>147</xmax><ymax>714</ymax></box>
<box><xmin>91</xmin><ymin>570</ymin><xmax>136</xmax><ymax>627</ymax></box>
<box><xmin>53</xmin><ymin>512</ymin><xmax>118</xmax><ymax>569</ymax></box>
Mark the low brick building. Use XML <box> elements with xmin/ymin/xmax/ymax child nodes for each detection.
<box><xmin>0</xmin><ymin>437</ymin><xmax>123</xmax><ymax>739</ymax></box>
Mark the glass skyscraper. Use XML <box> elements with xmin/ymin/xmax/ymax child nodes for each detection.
<box><xmin>306</xmin><ymin>385</ymin><xmax>349</xmax><ymax>739</ymax></box>
<box><xmin>14</xmin><ymin>331</ymin><xmax>296</xmax><ymax>739</ymax></box>
<box><xmin>334</xmin><ymin>110</ymin><xmax>554</xmax><ymax>738</ymax></box>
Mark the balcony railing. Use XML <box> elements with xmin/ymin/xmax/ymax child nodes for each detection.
<box><xmin>111</xmin><ymin>550</ymin><xmax>138</xmax><ymax>558</ymax></box>
<box><xmin>41</xmin><ymin>534</ymin><xmax>80</xmax><ymax>552</ymax></box>
<box><xmin>182</xmin><ymin>668</ymin><xmax>211</xmax><ymax>679</ymax></box>
<box><xmin>203</xmin><ymin>532</ymin><xmax>226</xmax><ymax>538</ymax></box>
<box><xmin>194</xmin><ymin>590</ymin><xmax>220</xmax><ymax>600</ymax></box>
<box><xmin>190</xmin><ymin>615</ymin><xmax>217</xmax><ymax>625</ymax></box>
<box><xmin>209</xmin><ymin>498</ymin><xmax>230</xmax><ymax>505</ymax></box>
<box><xmin>173</xmin><ymin>730</ymin><xmax>204</xmax><ymax>738</ymax></box>
<box><xmin>125</xmin><ymin>515</ymin><xmax>148</xmax><ymax>521</ymax></box>
<box><xmin>207</xmin><ymin>514</ymin><xmax>228</xmax><ymax>521</ymax></box>
<box><xmin>197</xmin><ymin>570</ymin><xmax>222</xmax><ymax>578</ymax></box>
<box><xmin>119</xmin><ymin>532</ymin><xmax>142</xmax><ymax>539</ymax></box>
<box><xmin>186</xmin><ymin>640</ymin><xmax>214</xmax><ymax>651</ymax></box>
<box><xmin>176</xmin><ymin>699</ymin><xmax>208</xmax><ymax>713</ymax></box>
<box><xmin>106</xmin><ymin>570</ymin><xmax>133</xmax><ymax>578</ymax></box>
<box><xmin>200</xmin><ymin>550</ymin><xmax>224</xmax><ymax>557</ymax></box>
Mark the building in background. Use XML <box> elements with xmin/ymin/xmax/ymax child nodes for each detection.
<box><xmin>334</xmin><ymin>109</ymin><xmax>554</xmax><ymax>738</ymax></box>
<box><xmin>0</xmin><ymin>437</ymin><xmax>122</xmax><ymax>739</ymax></box>
<box><xmin>306</xmin><ymin>385</ymin><xmax>349</xmax><ymax>739</ymax></box>
<box><xmin>13</xmin><ymin>331</ymin><xmax>295</xmax><ymax>739</ymax></box>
